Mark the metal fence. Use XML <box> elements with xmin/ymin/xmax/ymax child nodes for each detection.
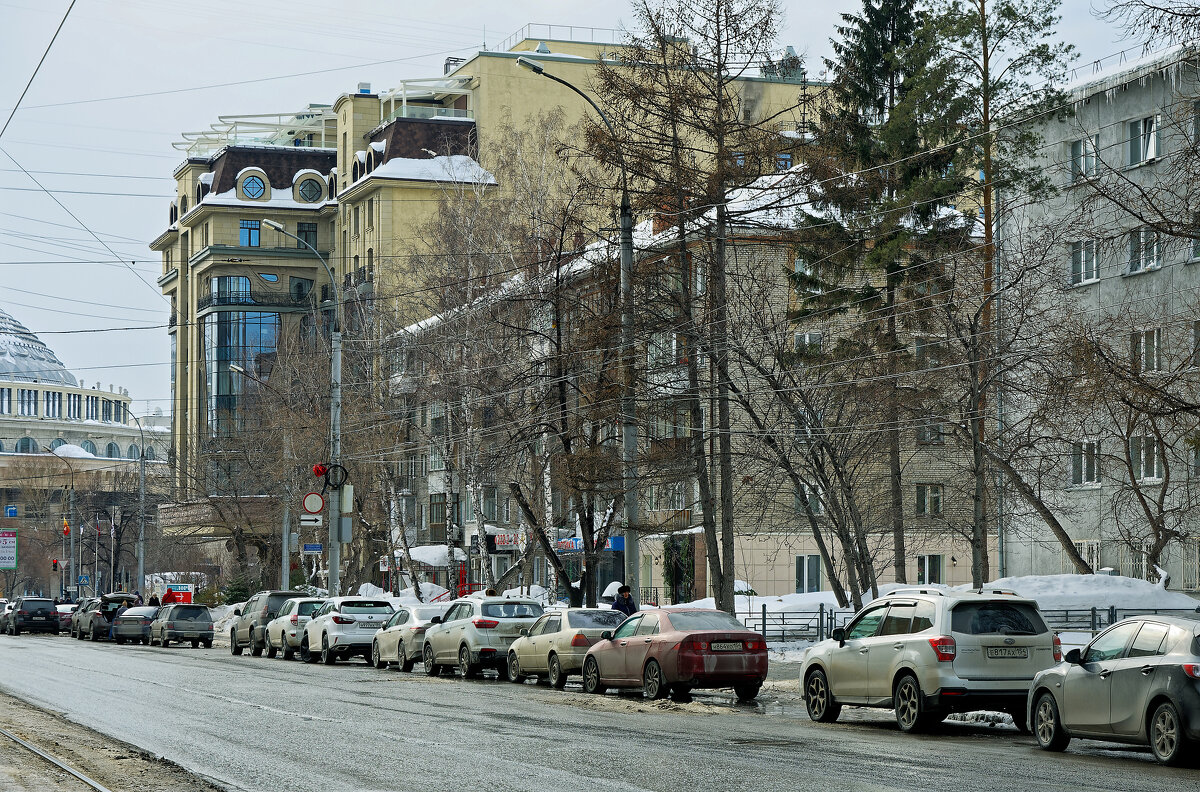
<box><xmin>736</xmin><ymin>605</ymin><xmax>854</xmax><ymax>642</ymax></box>
<box><xmin>1040</xmin><ymin>607</ymin><xmax>1200</xmax><ymax>636</ymax></box>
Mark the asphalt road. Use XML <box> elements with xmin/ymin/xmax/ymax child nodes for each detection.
<box><xmin>0</xmin><ymin>632</ymin><xmax>1194</xmax><ymax>792</ymax></box>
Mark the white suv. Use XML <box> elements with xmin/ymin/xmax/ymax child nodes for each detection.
<box><xmin>300</xmin><ymin>597</ymin><xmax>393</xmax><ymax>665</ymax></box>
<box><xmin>422</xmin><ymin>596</ymin><xmax>544</xmax><ymax>678</ymax></box>
<box><xmin>800</xmin><ymin>588</ymin><xmax>1061</xmax><ymax>732</ymax></box>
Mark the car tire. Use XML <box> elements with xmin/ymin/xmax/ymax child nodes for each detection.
<box><xmin>804</xmin><ymin>668</ymin><xmax>841</xmax><ymax>723</ymax></box>
<box><xmin>643</xmin><ymin>659</ymin><xmax>668</xmax><ymax>700</ymax></box>
<box><xmin>250</xmin><ymin>629</ymin><xmax>264</xmax><ymax>657</ymax></box>
<box><xmin>582</xmin><ymin>656</ymin><xmax>606</xmax><ymax>695</ymax></box>
<box><xmin>1033</xmin><ymin>691</ymin><xmax>1070</xmax><ymax>752</ymax></box>
<box><xmin>300</xmin><ymin>636</ymin><xmax>314</xmax><ymax>664</ymax></box>
<box><xmin>400</xmin><ymin>649</ymin><xmax>416</xmax><ymax>673</ymax></box>
<box><xmin>548</xmin><ymin>655</ymin><xmax>567</xmax><ymax>689</ymax></box>
<box><xmin>230</xmin><ymin>629</ymin><xmax>242</xmax><ymax>656</ymax></box>
<box><xmin>266</xmin><ymin>634</ymin><xmax>278</xmax><ymax>659</ymax></box>
<box><xmin>191</xmin><ymin>639</ymin><xmax>199</xmax><ymax>648</ymax></box>
<box><xmin>459</xmin><ymin>646</ymin><xmax>478</xmax><ymax>679</ymax></box>
<box><xmin>115</xmin><ymin>636</ymin><xmax>125</xmax><ymax>645</ymax></box>
<box><xmin>321</xmin><ymin>634</ymin><xmax>336</xmax><ymax>665</ymax></box>
<box><xmin>203</xmin><ymin>640</ymin><xmax>213</xmax><ymax>649</ymax></box>
<box><xmin>507</xmin><ymin>652</ymin><xmax>525</xmax><ymax>683</ymax></box>
<box><xmin>423</xmin><ymin>644</ymin><xmax>439</xmax><ymax>676</ymax></box>
<box><xmin>90</xmin><ymin>625</ymin><xmax>100</xmax><ymax>641</ymax></box>
<box><xmin>734</xmin><ymin>682</ymin><xmax>762</xmax><ymax>703</ymax></box>
<box><xmin>371</xmin><ymin>641</ymin><xmax>386</xmax><ymax>669</ymax></box>
<box><xmin>1149</xmin><ymin>700</ymin><xmax>1189</xmax><ymax>766</ymax></box>
<box><xmin>282</xmin><ymin>644</ymin><xmax>294</xmax><ymax>661</ymax></box>
<box><xmin>894</xmin><ymin>674</ymin><xmax>935</xmax><ymax>733</ymax></box>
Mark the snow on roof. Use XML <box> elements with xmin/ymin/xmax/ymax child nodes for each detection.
<box><xmin>350</xmin><ymin>154</ymin><xmax>496</xmax><ymax>189</ymax></box>
<box><xmin>198</xmin><ymin>172</ymin><xmax>214</xmax><ymax>186</ymax></box>
<box><xmin>407</xmin><ymin>544</ymin><xmax>468</xmax><ymax>567</ymax></box>
<box><xmin>369</xmin><ymin>141</ymin><xmax>386</xmax><ymax>154</ymax></box>
<box><xmin>1062</xmin><ymin>43</ymin><xmax>1192</xmax><ymax>101</ymax></box>
<box><xmin>52</xmin><ymin>444</ymin><xmax>96</xmax><ymax>459</ymax></box>
<box><xmin>355</xmin><ymin>150</ymin><xmax>367</xmax><ymax>164</ymax></box>
<box><xmin>198</xmin><ymin>186</ymin><xmax>335</xmax><ymax>212</ymax></box>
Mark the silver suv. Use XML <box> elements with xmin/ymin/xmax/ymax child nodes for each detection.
<box><xmin>800</xmin><ymin>588</ymin><xmax>1061</xmax><ymax>732</ymax></box>
<box><xmin>422</xmin><ymin>596</ymin><xmax>544</xmax><ymax>678</ymax></box>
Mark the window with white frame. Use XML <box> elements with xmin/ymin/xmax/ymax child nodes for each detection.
<box><xmin>482</xmin><ymin>487</ymin><xmax>497</xmax><ymax>522</ymax></box>
<box><xmin>17</xmin><ymin>388</ymin><xmax>37</xmax><ymax>416</ymax></box>
<box><xmin>796</xmin><ymin>554</ymin><xmax>822</xmax><ymax>593</ymax></box>
<box><xmin>1071</xmin><ymin>440</ymin><xmax>1100</xmax><ymax>485</ymax></box>
<box><xmin>1127</xmin><ymin>227</ymin><xmax>1160</xmax><ymax>273</ymax></box>
<box><xmin>1122</xmin><ymin>542</ymin><xmax>1150</xmax><ymax>580</ymax></box>
<box><xmin>1070</xmin><ymin>239</ymin><xmax>1098</xmax><ymax>284</ymax></box>
<box><xmin>1127</xmin><ymin>114</ymin><xmax>1160</xmax><ymax>165</ymax></box>
<box><xmin>429</xmin><ymin>443</ymin><xmax>444</xmax><ymax>472</ymax></box>
<box><xmin>916</xmin><ymin>554</ymin><xmax>943</xmax><ymax>584</ymax></box>
<box><xmin>916</xmin><ymin>420</ymin><xmax>945</xmax><ymax>445</ymax></box>
<box><xmin>1130</xmin><ymin>433</ymin><xmax>1162</xmax><ymax>480</ymax></box>
<box><xmin>794</xmin><ymin>482</ymin><xmax>824</xmax><ymax>516</ymax></box>
<box><xmin>1070</xmin><ymin>134</ymin><xmax>1098</xmax><ymax>181</ymax></box>
<box><xmin>0</xmin><ymin>388</ymin><xmax>10</xmax><ymax>414</ymax></box>
<box><xmin>1131</xmin><ymin>328</ymin><xmax>1164</xmax><ymax>373</ymax></box>
<box><xmin>916</xmin><ymin>483</ymin><xmax>943</xmax><ymax>516</ymax></box>
<box><xmin>648</xmin><ymin>480</ymin><xmax>686</xmax><ymax>511</ymax></box>
<box><xmin>503</xmin><ymin>497</ymin><xmax>511</xmax><ymax>523</ymax></box>
<box><xmin>1065</xmin><ymin>539</ymin><xmax>1101</xmax><ymax>574</ymax></box>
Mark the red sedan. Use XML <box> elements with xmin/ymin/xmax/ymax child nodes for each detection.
<box><xmin>581</xmin><ymin>608</ymin><xmax>768</xmax><ymax>701</ymax></box>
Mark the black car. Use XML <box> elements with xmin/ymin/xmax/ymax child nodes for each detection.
<box><xmin>7</xmin><ymin>596</ymin><xmax>59</xmax><ymax>635</ymax></box>
<box><xmin>230</xmin><ymin>590</ymin><xmax>304</xmax><ymax>656</ymax></box>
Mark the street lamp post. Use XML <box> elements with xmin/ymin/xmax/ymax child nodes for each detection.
<box><xmin>46</xmin><ymin>445</ymin><xmax>76</xmax><ymax>601</ymax></box>
<box><xmin>515</xmin><ymin>57</ymin><xmax>640</xmax><ymax>603</ymax></box>
<box><xmin>128</xmin><ymin>411</ymin><xmax>147</xmax><ymax>595</ymax></box>
<box><xmin>261</xmin><ymin>218</ymin><xmax>344</xmax><ymax>595</ymax></box>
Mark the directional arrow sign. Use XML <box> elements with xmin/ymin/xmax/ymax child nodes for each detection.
<box><xmin>299</xmin><ymin>514</ymin><xmax>323</xmax><ymax>528</ymax></box>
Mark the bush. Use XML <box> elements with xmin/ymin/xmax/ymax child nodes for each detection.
<box><xmin>220</xmin><ymin>577</ymin><xmax>251</xmax><ymax>605</ymax></box>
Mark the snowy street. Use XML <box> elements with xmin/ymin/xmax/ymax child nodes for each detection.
<box><xmin>0</xmin><ymin>634</ymin><xmax>1193</xmax><ymax>792</ymax></box>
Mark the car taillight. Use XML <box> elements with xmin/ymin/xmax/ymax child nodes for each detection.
<box><xmin>570</xmin><ymin>632</ymin><xmax>591</xmax><ymax>647</ymax></box>
<box><xmin>141</xmin><ymin>619</ymin><xmax>151</xmax><ymax>625</ymax></box>
<box><xmin>290</xmin><ymin>615</ymin><xmax>299</xmax><ymax>624</ymax></box>
<box><xmin>744</xmin><ymin>639</ymin><xmax>764</xmax><ymax>651</ymax></box>
<box><xmin>17</xmin><ymin>611</ymin><xmax>27</xmax><ymax>616</ymax></box>
<box><xmin>1183</xmin><ymin>664</ymin><xmax>1200</xmax><ymax>679</ymax></box>
<box><xmin>928</xmin><ymin>636</ymin><xmax>957</xmax><ymax>662</ymax></box>
<box><xmin>332</xmin><ymin>615</ymin><xmax>354</xmax><ymax>624</ymax></box>
<box><xmin>1052</xmin><ymin>634</ymin><xmax>1062</xmax><ymax>663</ymax></box>
<box><xmin>409</xmin><ymin>626</ymin><xmax>425</xmax><ymax>634</ymax></box>
<box><xmin>166</xmin><ymin>622</ymin><xmax>175</xmax><ymax>629</ymax></box>
<box><xmin>471</xmin><ymin>617</ymin><xmax>499</xmax><ymax>629</ymax></box>
<box><xmin>685</xmin><ymin>639</ymin><xmax>709</xmax><ymax>652</ymax></box>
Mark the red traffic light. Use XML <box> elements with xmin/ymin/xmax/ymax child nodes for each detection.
<box><xmin>313</xmin><ymin>463</ymin><xmax>329</xmax><ymax>477</ymax></box>
<box><xmin>52</xmin><ymin>559</ymin><xmax>59</xmax><ymax>571</ymax></box>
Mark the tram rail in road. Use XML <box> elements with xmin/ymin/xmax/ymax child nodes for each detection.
<box><xmin>0</xmin><ymin>725</ymin><xmax>116</xmax><ymax>792</ymax></box>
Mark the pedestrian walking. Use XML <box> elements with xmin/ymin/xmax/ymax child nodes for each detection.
<box><xmin>612</xmin><ymin>585</ymin><xmax>638</xmax><ymax>617</ymax></box>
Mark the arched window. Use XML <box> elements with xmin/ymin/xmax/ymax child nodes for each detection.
<box><xmin>298</xmin><ymin>178</ymin><xmax>322</xmax><ymax>203</ymax></box>
<box><xmin>16</xmin><ymin>437</ymin><xmax>37</xmax><ymax>453</ymax></box>
<box><xmin>105</xmin><ymin>442</ymin><xmax>121</xmax><ymax>458</ymax></box>
<box><xmin>50</xmin><ymin>438</ymin><xmax>66</xmax><ymax>450</ymax></box>
<box><xmin>128</xmin><ymin>443</ymin><xmax>140</xmax><ymax>459</ymax></box>
<box><xmin>180</xmin><ymin>195</ymin><xmax>188</xmax><ymax>214</ymax></box>
<box><xmin>144</xmin><ymin>446</ymin><xmax>157</xmax><ymax>461</ymax></box>
<box><xmin>80</xmin><ymin>440</ymin><xmax>96</xmax><ymax>455</ymax></box>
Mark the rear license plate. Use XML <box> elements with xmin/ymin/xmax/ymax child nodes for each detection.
<box><xmin>360</xmin><ymin>622</ymin><xmax>380</xmax><ymax>629</ymax></box>
<box><xmin>986</xmin><ymin>647</ymin><xmax>1028</xmax><ymax>659</ymax></box>
<box><xmin>32</xmin><ymin>617</ymin><xmax>45</xmax><ymax>621</ymax></box>
<box><xmin>183</xmin><ymin>632</ymin><xmax>198</xmax><ymax>638</ymax></box>
<box><xmin>711</xmin><ymin>641</ymin><xmax>743</xmax><ymax>651</ymax></box>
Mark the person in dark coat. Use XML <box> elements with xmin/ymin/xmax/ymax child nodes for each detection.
<box><xmin>147</xmin><ymin>594</ymin><xmax>160</xmax><ymax>607</ymax></box>
<box><xmin>612</xmin><ymin>585</ymin><xmax>637</xmax><ymax>616</ymax></box>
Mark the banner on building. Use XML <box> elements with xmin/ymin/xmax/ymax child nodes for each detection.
<box><xmin>0</xmin><ymin>529</ymin><xmax>16</xmax><ymax>570</ymax></box>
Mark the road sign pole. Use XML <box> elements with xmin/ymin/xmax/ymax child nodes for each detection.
<box><xmin>282</xmin><ymin>501</ymin><xmax>291</xmax><ymax>590</ymax></box>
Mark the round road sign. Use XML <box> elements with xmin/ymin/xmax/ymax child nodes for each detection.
<box><xmin>302</xmin><ymin>492</ymin><xmax>325</xmax><ymax>514</ymax></box>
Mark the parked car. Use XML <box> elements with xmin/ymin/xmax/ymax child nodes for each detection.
<box><xmin>74</xmin><ymin>593</ymin><xmax>140</xmax><ymax>641</ymax></box>
<box><xmin>264</xmin><ymin>597</ymin><xmax>324</xmax><ymax>660</ymax></box>
<box><xmin>151</xmin><ymin>603</ymin><xmax>214</xmax><ymax>648</ymax></box>
<box><xmin>112</xmin><ymin>606</ymin><xmax>158</xmax><ymax>645</ymax></box>
<box><xmin>582</xmin><ymin>608</ymin><xmax>767</xmax><ymax>701</ymax></box>
<box><xmin>56</xmin><ymin>603</ymin><xmax>77</xmax><ymax>632</ymax></box>
<box><xmin>1029</xmin><ymin>615</ymin><xmax>1200</xmax><ymax>765</ymax></box>
<box><xmin>300</xmin><ymin>597</ymin><xmax>394</xmax><ymax>664</ymax></box>
<box><xmin>371</xmin><ymin>604</ymin><xmax>450</xmax><ymax>671</ymax></box>
<box><xmin>801</xmin><ymin>588</ymin><xmax>1061</xmax><ymax>732</ymax></box>
<box><xmin>0</xmin><ymin>602</ymin><xmax>15</xmax><ymax>633</ymax></box>
<box><xmin>7</xmin><ymin>596</ymin><xmax>59</xmax><ymax>635</ymax></box>
<box><xmin>230</xmin><ymin>590</ymin><xmax>303</xmax><ymax>656</ymax></box>
<box><xmin>507</xmin><ymin>607</ymin><xmax>627</xmax><ymax>688</ymax></box>
<box><xmin>68</xmin><ymin>597</ymin><xmax>98</xmax><ymax>638</ymax></box>
<box><xmin>423</xmin><ymin>597</ymin><xmax>545</xmax><ymax>678</ymax></box>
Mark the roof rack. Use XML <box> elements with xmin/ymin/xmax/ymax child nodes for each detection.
<box><xmin>884</xmin><ymin>588</ymin><xmax>946</xmax><ymax>597</ymax></box>
<box><xmin>973</xmin><ymin>588</ymin><xmax>1021</xmax><ymax>596</ymax></box>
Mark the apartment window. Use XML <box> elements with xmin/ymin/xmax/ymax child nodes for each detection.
<box><xmin>793</xmin><ymin>331</ymin><xmax>823</xmax><ymax>355</ymax></box>
<box><xmin>482</xmin><ymin>487</ymin><xmax>497</xmax><ymax>522</ymax></box>
<box><xmin>732</xmin><ymin>151</ymin><xmax>746</xmax><ymax>168</ymax></box>
<box><xmin>915</xmin><ymin>483</ymin><xmax>943</xmax><ymax>516</ymax></box>
<box><xmin>353</xmin><ymin>206</ymin><xmax>360</xmax><ymax>237</ymax></box>
<box><xmin>366</xmin><ymin>197</ymin><xmax>374</xmax><ymax>229</ymax></box>
<box><xmin>503</xmin><ymin>497</ymin><xmax>511</xmax><ymax>523</ymax></box>
<box><xmin>242</xmin><ymin>175</ymin><xmax>265</xmax><ymax>199</ymax></box>
<box><xmin>1070</xmin><ymin>134</ymin><xmax>1099</xmax><ymax>181</ymax></box>
<box><xmin>916</xmin><ymin>554</ymin><xmax>943</xmax><ymax>585</ymax></box>
<box><xmin>429</xmin><ymin>493</ymin><xmax>446</xmax><ymax>527</ymax></box>
<box><xmin>1070</xmin><ymin>239</ymin><xmax>1098</xmax><ymax>285</ymax></box>
<box><xmin>648</xmin><ymin>480</ymin><xmax>686</xmax><ymax>511</ymax></box>
<box><xmin>916</xmin><ymin>420</ymin><xmax>945</xmax><ymax>445</ymax></box>
<box><xmin>429</xmin><ymin>443</ymin><xmax>444</xmax><ymax>472</ymax></box>
<box><xmin>795</xmin><ymin>554</ymin><xmax>821</xmax><ymax>593</ymax></box>
<box><xmin>17</xmin><ymin>388</ymin><xmax>37</xmax><ymax>416</ymax></box>
<box><xmin>794</xmin><ymin>483</ymin><xmax>823</xmax><ymax>516</ymax></box>
<box><xmin>85</xmin><ymin>395</ymin><xmax>99</xmax><ymax>420</ymax></box>
<box><xmin>775</xmin><ymin>152</ymin><xmax>793</xmax><ymax>171</ymax></box>
<box><xmin>297</xmin><ymin>222</ymin><xmax>318</xmax><ymax>249</ymax></box>
<box><xmin>239</xmin><ymin>219</ymin><xmax>260</xmax><ymax>247</ymax></box>
<box><xmin>1131</xmin><ymin>328</ymin><xmax>1163</xmax><ymax>373</ymax></box>
<box><xmin>0</xmin><ymin>388</ymin><xmax>10</xmax><ymax>414</ymax></box>
<box><xmin>1127</xmin><ymin>114</ymin><xmax>1160</xmax><ymax>166</ymax></box>
<box><xmin>1071</xmin><ymin>440</ymin><xmax>1100</xmax><ymax>485</ymax></box>
<box><xmin>1193</xmin><ymin>321</ymin><xmax>1200</xmax><ymax>368</ymax></box>
<box><xmin>43</xmin><ymin>391</ymin><xmax>61</xmax><ymax>418</ymax></box>
<box><xmin>1130</xmin><ymin>434</ymin><xmax>1162</xmax><ymax>481</ymax></box>
<box><xmin>1126</xmin><ymin>227</ymin><xmax>1160</xmax><ymax>273</ymax></box>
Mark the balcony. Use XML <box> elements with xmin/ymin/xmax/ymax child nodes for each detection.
<box><xmin>383</xmin><ymin>105</ymin><xmax>473</xmax><ymax>123</ymax></box>
<box><xmin>197</xmin><ymin>289</ymin><xmax>315</xmax><ymax>312</ymax></box>
<box><xmin>647</xmin><ymin>509</ymin><xmax>693</xmax><ymax>532</ymax></box>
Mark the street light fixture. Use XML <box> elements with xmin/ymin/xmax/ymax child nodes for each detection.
<box><xmin>261</xmin><ymin>217</ymin><xmax>345</xmax><ymax>595</ymax></box>
<box><xmin>127</xmin><ymin>411</ymin><xmax>147</xmax><ymax>597</ymax></box>
<box><xmin>515</xmin><ymin>57</ymin><xmax>640</xmax><ymax>602</ymax></box>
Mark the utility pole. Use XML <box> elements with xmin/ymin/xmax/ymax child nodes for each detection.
<box><xmin>129</xmin><ymin>412</ymin><xmax>147</xmax><ymax>594</ymax></box>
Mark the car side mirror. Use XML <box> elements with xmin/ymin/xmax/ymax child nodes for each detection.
<box><xmin>600</xmin><ymin>630</ymin><xmax>613</xmax><ymax>640</ymax></box>
<box><xmin>429</xmin><ymin>616</ymin><xmax>442</xmax><ymax>625</ymax></box>
<box><xmin>519</xmin><ymin>628</ymin><xmax>529</xmax><ymax>637</ymax></box>
<box><xmin>1065</xmin><ymin>648</ymin><xmax>1082</xmax><ymax>664</ymax></box>
<box><xmin>233</xmin><ymin>607</ymin><xmax>242</xmax><ymax>616</ymax></box>
<box><xmin>831</xmin><ymin>628</ymin><xmax>845</xmax><ymax>645</ymax></box>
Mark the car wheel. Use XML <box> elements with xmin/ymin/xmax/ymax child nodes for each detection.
<box><xmin>250</xmin><ymin>628</ymin><xmax>264</xmax><ymax>657</ymax></box>
<box><xmin>423</xmin><ymin>644</ymin><xmax>439</xmax><ymax>676</ymax></box>
<box><xmin>1033</xmin><ymin>692</ymin><xmax>1070</xmax><ymax>752</ymax></box>
<box><xmin>266</xmin><ymin>634</ymin><xmax>278</xmax><ymax>659</ymax></box>
<box><xmin>191</xmin><ymin>639</ymin><xmax>200</xmax><ymax>649</ymax></box>
<box><xmin>400</xmin><ymin>648</ymin><xmax>416</xmax><ymax>673</ymax></box>
<box><xmin>582</xmin><ymin>656</ymin><xmax>606</xmax><ymax>695</ymax></box>
<box><xmin>321</xmin><ymin>634</ymin><xmax>336</xmax><ymax>665</ymax></box>
<box><xmin>141</xmin><ymin>636</ymin><xmax>150</xmax><ymax>646</ymax></box>
<box><xmin>507</xmin><ymin>652</ymin><xmax>525</xmax><ymax>683</ymax></box>
<box><xmin>1150</xmin><ymin>700</ymin><xmax>1188</xmax><ymax>766</ymax></box>
<box><xmin>459</xmin><ymin>646</ymin><xmax>478</xmax><ymax>679</ymax></box>
<box><xmin>90</xmin><ymin>625</ymin><xmax>100</xmax><ymax>641</ymax></box>
<box><xmin>203</xmin><ymin>640</ymin><xmax>213</xmax><ymax>649</ymax></box>
<box><xmin>643</xmin><ymin>659</ymin><xmax>669</xmax><ymax>700</ymax></box>
<box><xmin>230</xmin><ymin>629</ymin><xmax>242</xmax><ymax>656</ymax></box>
<box><xmin>162</xmin><ymin>635</ymin><xmax>171</xmax><ymax>648</ymax></box>
<box><xmin>548</xmin><ymin>655</ymin><xmax>567</xmax><ymax>689</ymax></box>
<box><xmin>894</xmin><ymin>674</ymin><xmax>935</xmax><ymax>733</ymax></box>
<box><xmin>734</xmin><ymin>682</ymin><xmax>762</xmax><ymax>703</ymax></box>
<box><xmin>300</xmin><ymin>636</ymin><xmax>314</xmax><ymax>664</ymax></box>
<box><xmin>282</xmin><ymin>644</ymin><xmax>294</xmax><ymax>661</ymax></box>
<box><xmin>804</xmin><ymin>668</ymin><xmax>841</xmax><ymax>723</ymax></box>
<box><xmin>115</xmin><ymin>636</ymin><xmax>126</xmax><ymax>645</ymax></box>
<box><xmin>371</xmin><ymin>641</ymin><xmax>386</xmax><ymax>669</ymax></box>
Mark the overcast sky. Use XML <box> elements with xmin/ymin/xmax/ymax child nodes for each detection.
<box><xmin>0</xmin><ymin>0</ymin><xmax>1133</xmax><ymax>416</ymax></box>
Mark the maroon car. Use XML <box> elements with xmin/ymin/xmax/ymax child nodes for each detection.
<box><xmin>581</xmin><ymin>608</ymin><xmax>768</xmax><ymax>701</ymax></box>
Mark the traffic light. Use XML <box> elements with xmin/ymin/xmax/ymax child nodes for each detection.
<box><xmin>52</xmin><ymin>559</ymin><xmax>59</xmax><ymax>572</ymax></box>
<box><xmin>63</xmin><ymin>519</ymin><xmax>69</xmax><ymax>537</ymax></box>
<box><xmin>313</xmin><ymin>463</ymin><xmax>329</xmax><ymax>478</ymax></box>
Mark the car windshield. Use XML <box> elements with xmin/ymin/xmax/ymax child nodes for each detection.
<box><xmin>341</xmin><ymin>601</ymin><xmax>392</xmax><ymax>614</ymax></box>
<box><xmin>666</xmin><ymin>611</ymin><xmax>749</xmax><ymax>631</ymax></box>
<box><xmin>568</xmin><ymin>610</ymin><xmax>627</xmax><ymax>629</ymax></box>
<box><xmin>951</xmin><ymin>602</ymin><xmax>1047</xmax><ymax>635</ymax></box>
<box><xmin>414</xmin><ymin>607</ymin><xmax>446</xmax><ymax>621</ymax></box>
<box><xmin>124</xmin><ymin>607</ymin><xmax>158</xmax><ymax>617</ymax></box>
<box><xmin>172</xmin><ymin>606</ymin><xmax>212</xmax><ymax>621</ymax></box>
<box><xmin>482</xmin><ymin>602</ymin><xmax>544</xmax><ymax>619</ymax></box>
<box><xmin>297</xmin><ymin>601</ymin><xmax>321</xmax><ymax>617</ymax></box>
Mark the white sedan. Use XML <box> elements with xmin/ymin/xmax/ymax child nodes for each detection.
<box><xmin>371</xmin><ymin>604</ymin><xmax>450</xmax><ymax>671</ymax></box>
<box><xmin>300</xmin><ymin>597</ymin><xmax>393</xmax><ymax>665</ymax></box>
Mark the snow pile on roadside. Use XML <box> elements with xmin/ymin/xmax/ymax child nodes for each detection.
<box><xmin>951</xmin><ymin>574</ymin><xmax>1199</xmax><ymax>611</ymax></box>
<box><xmin>406</xmin><ymin>545</ymin><xmax>467</xmax><ymax>567</ymax></box>
<box><xmin>357</xmin><ymin>581</ymin><xmax>451</xmax><ymax>609</ymax></box>
<box><xmin>502</xmin><ymin>584</ymin><xmax>552</xmax><ymax>604</ymax></box>
<box><xmin>211</xmin><ymin>602</ymin><xmax>243</xmax><ymax>635</ymax></box>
